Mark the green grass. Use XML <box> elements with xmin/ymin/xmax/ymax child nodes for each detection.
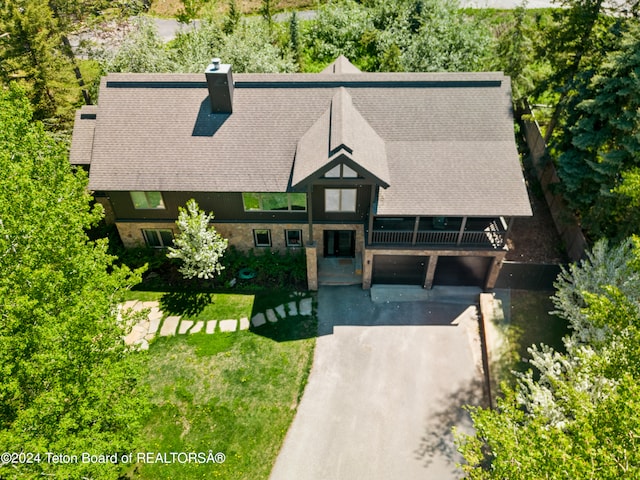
<box><xmin>122</xmin><ymin>290</ymin><xmax>316</xmax><ymax>479</ymax></box>
<box><xmin>500</xmin><ymin>290</ymin><xmax>570</xmax><ymax>383</ymax></box>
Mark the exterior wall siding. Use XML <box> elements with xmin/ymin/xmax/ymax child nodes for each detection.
<box><xmin>107</xmin><ymin>189</ymin><xmax>372</xmax><ymax>224</ymax></box>
<box><xmin>311</xmin><ymin>184</ymin><xmax>371</xmax><ymax>222</ymax></box>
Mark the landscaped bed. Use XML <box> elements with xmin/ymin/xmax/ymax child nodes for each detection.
<box><xmin>122</xmin><ymin>290</ymin><xmax>316</xmax><ymax>479</ymax></box>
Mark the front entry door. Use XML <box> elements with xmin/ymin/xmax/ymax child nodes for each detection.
<box><xmin>323</xmin><ymin>230</ymin><xmax>355</xmax><ymax>257</ymax></box>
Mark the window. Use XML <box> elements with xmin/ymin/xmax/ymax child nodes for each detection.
<box><xmin>131</xmin><ymin>191</ymin><xmax>165</xmax><ymax>209</ymax></box>
<box><xmin>253</xmin><ymin>229</ymin><xmax>272</xmax><ymax>247</ymax></box>
<box><xmin>325</xmin><ymin>188</ymin><xmax>357</xmax><ymax>212</ymax></box>
<box><xmin>323</xmin><ymin>164</ymin><xmax>358</xmax><ymax>178</ymax></box>
<box><xmin>142</xmin><ymin>229</ymin><xmax>174</xmax><ymax>248</ymax></box>
<box><xmin>242</xmin><ymin>193</ymin><xmax>306</xmax><ymax>212</ymax></box>
<box><xmin>285</xmin><ymin>229</ymin><xmax>302</xmax><ymax>247</ymax></box>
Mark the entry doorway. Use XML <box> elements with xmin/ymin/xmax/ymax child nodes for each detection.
<box><xmin>323</xmin><ymin>230</ymin><xmax>355</xmax><ymax>257</ymax></box>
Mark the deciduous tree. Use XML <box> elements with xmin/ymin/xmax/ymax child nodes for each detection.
<box><xmin>167</xmin><ymin>199</ymin><xmax>228</xmax><ymax>280</ymax></box>
<box><xmin>457</xmin><ymin>238</ymin><xmax>640</xmax><ymax>478</ymax></box>
<box><xmin>0</xmin><ymin>85</ymin><xmax>148</xmax><ymax>479</ymax></box>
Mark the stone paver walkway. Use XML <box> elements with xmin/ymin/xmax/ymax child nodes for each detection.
<box><xmin>120</xmin><ymin>293</ymin><xmax>314</xmax><ymax>350</ymax></box>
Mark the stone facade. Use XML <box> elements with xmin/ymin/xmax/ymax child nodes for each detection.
<box><xmin>116</xmin><ymin>222</ymin><xmax>178</xmax><ymax>248</ymax></box>
<box><xmin>305</xmin><ymin>243</ymin><xmax>318</xmax><ymax>291</ymax></box>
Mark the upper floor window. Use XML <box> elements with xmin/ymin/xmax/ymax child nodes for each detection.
<box><xmin>325</xmin><ymin>188</ymin><xmax>356</xmax><ymax>212</ymax></box>
<box><xmin>130</xmin><ymin>191</ymin><xmax>165</xmax><ymax>210</ymax></box>
<box><xmin>242</xmin><ymin>193</ymin><xmax>306</xmax><ymax>212</ymax></box>
<box><xmin>324</xmin><ymin>163</ymin><xmax>358</xmax><ymax>178</ymax></box>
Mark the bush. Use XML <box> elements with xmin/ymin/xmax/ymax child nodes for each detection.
<box><xmin>220</xmin><ymin>247</ymin><xmax>307</xmax><ymax>290</ymax></box>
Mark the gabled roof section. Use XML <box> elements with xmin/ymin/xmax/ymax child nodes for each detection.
<box><xmin>292</xmin><ymin>87</ymin><xmax>390</xmax><ymax>188</ymax></box>
<box><xmin>321</xmin><ymin>55</ymin><xmax>362</xmax><ymax>75</ymax></box>
<box><xmin>69</xmin><ymin>105</ymin><xmax>98</xmax><ymax>166</ymax></box>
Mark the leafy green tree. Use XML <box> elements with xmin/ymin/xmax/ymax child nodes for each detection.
<box><xmin>398</xmin><ymin>0</ymin><xmax>491</xmax><ymax>72</ymax></box>
<box><xmin>99</xmin><ymin>17</ymin><xmax>177</xmax><ymax>73</ymax></box>
<box><xmin>308</xmin><ymin>0</ymin><xmax>376</xmax><ymax>67</ymax></box>
<box><xmin>0</xmin><ymin>86</ymin><xmax>148</xmax><ymax>479</ymax></box>
<box><xmin>490</xmin><ymin>4</ymin><xmax>536</xmax><ymax>100</ymax></box>
<box><xmin>457</xmin><ymin>238</ymin><xmax>640</xmax><ymax>478</ymax></box>
<box><xmin>177</xmin><ymin>0</ymin><xmax>208</xmax><ymax>24</ymax></box>
<box><xmin>556</xmin><ymin>24</ymin><xmax>640</xmax><ymax>239</ymax></box>
<box><xmin>167</xmin><ymin>199</ymin><xmax>228</xmax><ymax>280</ymax></box>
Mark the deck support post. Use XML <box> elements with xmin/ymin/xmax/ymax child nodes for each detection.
<box><xmin>423</xmin><ymin>255</ymin><xmax>439</xmax><ymax>289</ymax></box>
<box><xmin>456</xmin><ymin>217</ymin><xmax>467</xmax><ymax>246</ymax></box>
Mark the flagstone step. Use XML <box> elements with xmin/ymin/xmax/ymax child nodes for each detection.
<box><xmin>121</xmin><ymin>295</ymin><xmax>314</xmax><ymax>349</ymax></box>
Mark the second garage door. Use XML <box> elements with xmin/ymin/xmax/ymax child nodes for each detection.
<box><xmin>433</xmin><ymin>256</ymin><xmax>491</xmax><ymax>287</ymax></box>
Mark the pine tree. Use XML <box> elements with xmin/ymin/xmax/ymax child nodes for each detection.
<box><xmin>0</xmin><ymin>0</ymin><xmax>78</xmax><ymax>122</ymax></box>
<box><xmin>557</xmin><ymin>24</ymin><xmax>640</xmax><ymax>238</ymax></box>
<box><xmin>223</xmin><ymin>0</ymin><xmax>241</xmax><ymax>34</ymax></box>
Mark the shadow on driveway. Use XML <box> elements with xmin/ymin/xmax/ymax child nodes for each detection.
<box><xmin>270</xmin><ymin>285</ymin><xmax>487</xmax><ymax>480</ymax></box>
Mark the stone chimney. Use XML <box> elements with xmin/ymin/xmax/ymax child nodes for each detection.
<box><xmin>205</xmin><ymin>58</ymin><xmax>233</xmax><ymax>113</ymax></box>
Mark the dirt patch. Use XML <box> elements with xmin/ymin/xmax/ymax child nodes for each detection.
<box><xmin>506</xmin><ymin>154</ymin><xmax>567</xmax><ymax>264</ymax></box>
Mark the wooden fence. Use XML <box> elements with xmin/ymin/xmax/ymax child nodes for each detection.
<box><xmin>519</xmin><ymin>103</ymin><xmax>588</xmax><ymax>261</ymax></box>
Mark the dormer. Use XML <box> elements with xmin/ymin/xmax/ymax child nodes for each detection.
<box><xmin>292</xmin><ymin>88</ymin><xmax>390</xmax><ymax>189</ymax></box>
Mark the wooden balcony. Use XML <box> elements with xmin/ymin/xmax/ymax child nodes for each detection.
<box><xmin>369</xmin><ymin>217</ymin><xmax>507</xmax><ymax>249</ymax></box>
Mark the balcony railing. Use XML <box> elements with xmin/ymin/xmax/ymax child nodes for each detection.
<box><xmin>371</xmin><ymin>226</ymin><xmax>506</xmax><ymax>249</ymax></box>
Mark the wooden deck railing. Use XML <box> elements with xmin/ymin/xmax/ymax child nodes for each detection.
<box><xmin>371</xmin><ymin>227</ymin><xmax>505</xmax><ymax>248</ymax></box>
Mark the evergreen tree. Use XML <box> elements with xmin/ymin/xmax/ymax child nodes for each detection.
<box><xmin>223</xmin><ymin>0</ymin><xmax>241</xmax><ymax>34</ymax></box>
<box><xmin>0</xmin><ymin>0</ymin><xmax>78</xmax><ymax>122</ymax></box>
<box><xmin>557</xmin><ymin>24</ymin><xmax>640</xmax><ymax>239</ymax></box>
<box><xmin>289</xmin><ymin>11</ymin><xmax>302</xmax><ymax>68</ymax></box>
<box><xmin>261</xmin><ymin>0</ymin><xmax>274</xmax><ymax>35</ymax></box>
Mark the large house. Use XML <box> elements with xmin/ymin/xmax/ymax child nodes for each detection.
<box><xmin>70</xmin><ymin>56</ymin><xmax>532</xmax><ymax>290</ymax></box>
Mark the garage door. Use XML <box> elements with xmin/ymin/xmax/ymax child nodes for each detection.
<box><xmin>372</xmin><ymin>255</ymin><xmax>428</xmax><ymax>285</ymax></box>
<box><xmin>433</xmin><ymin>256</ymin><xmax>491</xmax><ymax>287</ymax></box>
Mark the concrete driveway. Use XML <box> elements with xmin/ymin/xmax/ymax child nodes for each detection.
<box><xmin>269</xmin><ymin>286</ymin><xmax>486</xmax><ymax>480</ymax></box>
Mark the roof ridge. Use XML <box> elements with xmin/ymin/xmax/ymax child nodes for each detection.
<box><xmin>329</xmin><ymin>87</ymin><xmax>354</xmax><ymax>156</ymax></box>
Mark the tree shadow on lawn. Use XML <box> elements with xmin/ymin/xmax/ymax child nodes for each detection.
<box><xmin>160</xmin><ymin>291</ymin><xmax>213</xmax><ymax>317</ymax></box>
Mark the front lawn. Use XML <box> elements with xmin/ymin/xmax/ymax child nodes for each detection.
<box><xmin>123</xmin><ymin>290</ymin><xmax>316</xmax><ymax>479</ymax></box>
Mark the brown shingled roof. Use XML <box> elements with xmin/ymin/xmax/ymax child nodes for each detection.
<box><xmin>77</xmin><ymin>68</ymin><xmax>532</xmax><ymax>217</ymax></box>
<box><xmin>321</xmin><ymin>55</ymin><xmax>362</xmax><ymax>75</ymax></box>
<box><xmin>292</xmin><ymin>88</ymin><xmax>389</xmax><ymax>188</ymax></box>
<box><xmin>69</xmin><ymin>105</ymin><xmax>98</xmax><ymax>166</ymax></box>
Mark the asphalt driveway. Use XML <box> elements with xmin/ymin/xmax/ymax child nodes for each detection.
<box><xmin>269</xmin><ymin>285</ymin><xmax>486</xmax><ymax>480</ymax></box>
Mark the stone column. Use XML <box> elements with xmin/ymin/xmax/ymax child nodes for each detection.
<box><xmin>484</xmin><ymin>253</ymin><xmax>506</xmax><ymax>289</ymax></box>
<box><xmin>305</xmin><ymin>243</ymin><xmax>318</xmax><ymax>291</ymax></box>
<box><xmin>362</xmin><ymin>249</ymin><xmax>374</xmax><ymax>289</ymax></box>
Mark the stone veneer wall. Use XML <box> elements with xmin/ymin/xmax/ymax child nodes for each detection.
<box><xmin>116</xmin><ymin>221</ymin><xmax>365</xmax><ymax>255</ymax></box>
<box><xmin>116</xmin><ymin>222</ymin><xmax>178</xmax><ymax>248</ymax></box>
